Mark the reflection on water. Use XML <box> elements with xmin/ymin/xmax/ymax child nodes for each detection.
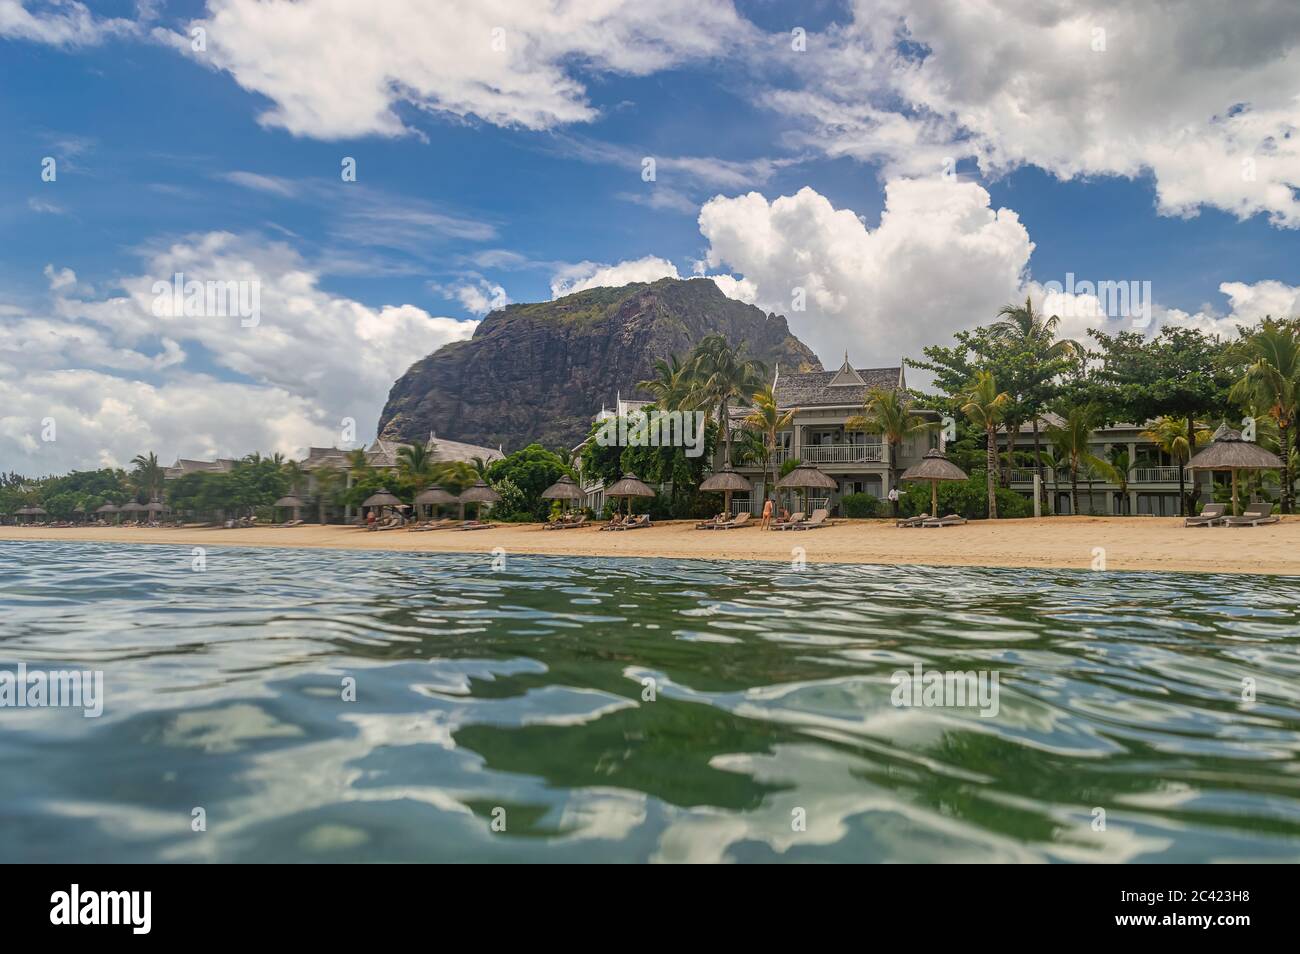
<box><xmin>1</xmin><ymin>540</ymin><xmax>1299</xmax><ymax>862</ymax></box>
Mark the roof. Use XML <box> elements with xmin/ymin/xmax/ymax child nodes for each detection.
<box><xmin>773</xmin><ymin>355</ymin><xmax>906</xmax><ymax>408</ymax></box>
<box><xmin>164</xmin><ymin>458</ymin><xmax>236</xmax><ymax>479</ymax></box>
<box><xmin>365</xmin><ymin>434</ymin><xmax>504</xmax><ymax>469</ymax></box>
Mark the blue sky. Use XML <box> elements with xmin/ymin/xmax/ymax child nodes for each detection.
<box><xmin>3</xmin><ymin>0</ymin><xmax>1300</xmax><ymax>472</ymax></box>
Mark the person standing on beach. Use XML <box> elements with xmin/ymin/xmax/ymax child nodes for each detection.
<box><xmin>887</xmin><ymin>487</ymin><xmax>900</xmax><ymax>518</ymax></box>
<box><xmin>761</xmin><ymin>497</ymin><xmax>774</xmax><ymax>530</ymax></box>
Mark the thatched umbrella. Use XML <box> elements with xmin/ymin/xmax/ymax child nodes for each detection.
<box><xmin>605</xmin><ymin>472</ymin><xmax>655</xmax><ymax>516</ymax></box>
<box><xmin>776</xmin><ymin>464</ymin><xmax>838</xmax><ymax>515</ymax></box>
<box><xmin>362</xmin><ymin>488</ymin><xmax>403</xmax><ymax>520</ymax></box>
<box><xmin>96</xmin><ymin>502</ymin><xmax>120</xmax><ymax>524</ymax></box>
<box><xmin>1185</xmin><ymin>424</ymin><xmax>1283</xmax><ymax>516</ymax></box>
<box><xmin>458</xmin><ymin>480</ymin><xmax>501</xmax><ymax>520</ymax></box>
<box><xmin>272</xmin><ymin>495</ymin><xmax>304</xmax><ymax>521</ymax></box>
<box><xmin>901</xmin><ymin>449</ymin><xmax>969</xmax><ymax>518</ymax></box>
<box><xmin>120</xmin><ymin>501</ymin><xmax>145</xmax><ymax>521</ymax></box>
<box><xmin>414</xmin><ymin>486</ymin><xmax>457</xmax><ymax>519</ymax></box>
<box><xmin>699</xmin><ymin>465</ymin><xmax>752</xmax><ymax>518</ymax></box>
<box><xmin>541</xmin><ymin>475</ymin><xmax>584</xmax><ymax>502</ymax></box>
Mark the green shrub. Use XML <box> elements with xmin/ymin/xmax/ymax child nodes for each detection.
<box><xmin>899</xmin><ymin>472</ymin><xmax>1033</xmax><ymax>519</ymax></box>
<box><xmin>841</xmin><ymin>493</ymin><xmax>882</xmax><ymax>518</ymax></box>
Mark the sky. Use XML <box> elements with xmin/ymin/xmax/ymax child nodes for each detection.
<box><xmin>3</xmin><ymin>0</ymin><xmax>1300</xmax><ymax>474</ymax></box>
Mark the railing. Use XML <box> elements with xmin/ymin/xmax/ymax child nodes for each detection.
<box><xmin>729</xmin><ymin>499</ymin><xmax>755</xmax><ymax>516</ymax></box>
<box><xmin>800</xmin><ymin>444</ymin><xmax>883</xmax><ymax>464</ymax></box>
<box><xmin>805</xmin><ymin>497</ymin><xmax>830</xmax><ymax>513</ymax></box>
<box><xmin>1132</xmin><ymin>466</ymin><xmax>1180</xmax><ymax>483</ymax></box>
<box><xmin>1006</xmin><ymin>469</ymin><xmax>1039</xmax><ymax>484</ymax></box>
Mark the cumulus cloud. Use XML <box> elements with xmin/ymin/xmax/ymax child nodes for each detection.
<box><xmin>550</xmin><ymin>256</ymin><xmax>681</xmax><ymax>297</ymax></box>
<box><xmin>1</xmin><ymin>233</ymin><xmax>476</xmax><ymax>472</ymax></box>
<box><xmin>443</xmin><ymin>279</ymin><xmax>511</xmax><ymax>316</ymax></box>
<box><xmin>697</xmin><ymin>180</ymin><xmax>1035</xmax><ymax>365</ymax></box>
<box><xmin>157</xmin><ymin>0</ymin><xmax>754</xmax><ymax>138</ymax></box>
<box><xmin>778</xmin><ymin>0</ymin><xmax>1300</xmax><ymax>227</ymax></box>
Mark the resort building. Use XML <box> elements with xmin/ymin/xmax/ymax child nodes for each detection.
<box><xmin>163</xmin><ymin>457</ymin><xmax>236</xmax><ymax>480</ymax></box>
<box><xmin>725</xmin><ymin>356</ymin><xmax>943</xmax><ymax>514</ymax></box>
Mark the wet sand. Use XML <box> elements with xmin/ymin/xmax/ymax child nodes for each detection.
<box><xmin>3</xmin><ymin>516</ymin><xmax>1299</xmax><ymax>576</ymax></box>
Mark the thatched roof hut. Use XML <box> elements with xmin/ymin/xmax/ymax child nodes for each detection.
<box><xmin>604</xmin><ymin>472</ymin><xmax>655</xmax><ymax>514</ymax></box>
<box><xmin>361</xmin><ymin>488</ymin><xmax>402</xmax><ymax>508</ymax></box>
<box><xmin>1185</xmin><ymin>424</ymin><xmax>1283</xmax><ymax>515</ymax></box>
<box><xmin>699</xmin><ymin>465</ymin><xmax>752</xmax><ymax>516</ymax></box>
<box><xmin>414</xmin><ymin>486</ymin><xmax>457</xmax><ymax>506</ymax></box>
<box><xmin>901</xmin><ymin>449</ymin><xmax>969</xmax><ymax>518</ymax></box>
<box><xmin>459</xmin><ymin>480</ymin><xmax>501</xmax><ymax>504</ymax></box>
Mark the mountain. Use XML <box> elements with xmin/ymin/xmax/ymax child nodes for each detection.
<box><xmin>377</xmin><ymin>277</ymin><xmax>823</xmax><ymax>452</ymax></box>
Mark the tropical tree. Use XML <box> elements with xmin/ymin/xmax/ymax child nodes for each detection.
<box><xmin>958</xmin><ymin>371</ymin><xmax>1011</xmax><ymax>518</ymax></box>
<box><xmin>742</xmin><ymin>385</ymin><xmax>796</xmax><ymax>501</ymax></box>
<box><xmin>847</xmin><ymin>387</ymin><xmax>935</xmax><ymax>516</ymax></box>
<box><xmin>1229</xmin><ymin>317</ymin><xmax>1299</xmax><ymax>513</ymax></box>
<box><xmin>397</xmin><ymin>443</ymin><xmax>434</xmax><ymax>483</ymax></box>
<box><xmin>470</xmin><ymin>456</ymin><xmax>491</xmax><ymax>481</ymax></box>
<box><xmin>989</xmin><ymin>296</ymin><xmax>1083</xmax><ymax>499</ymax></box>
<box><xmin>687</xmin><ymin>335</ymin><xmax>766</xmax><ymax>468</ymax></box>
<box><xmin>1047</xmin><ymin>405</ymin><xmax>1119</xmax><ymax>516</ymax></box>
<box><xmin>130</xmin><ymin>452</ymin><xmax>165</xmax><ymax>502</ymax></box>
<box><xmin>1108</xmin><ymin>447</ymin><xmax>1131</xmax><ymax>514</ymax></box>
<box><xmin>312</xmin><ymin>465</ymin><xmax>344</xmax><ymax>524</ymax></box>
<box><xmin>1140</xmin><ymin>416</ymin><xmax>1210</xmax><ymax>516</ymax></box>
<box><xmin>280</xmin><ymin>458</ymin><xmax>306</xmax><ymax>497</ymax></box>
<box><xmin>638</xmin><ymin>354</ymin><xmax>693</xmax><ymax>411</ymax></box>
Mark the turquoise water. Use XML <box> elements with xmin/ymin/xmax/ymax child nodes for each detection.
<box><xmin>2</xmin><ymin>539</ymin><xmax>1299</xmax><ymax>863</ymax></box>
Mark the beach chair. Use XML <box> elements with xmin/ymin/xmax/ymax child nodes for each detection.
<box><xmin>616</xmin><ymin>514</ymin><xmax>651</xmax><ymax>530</ymax></box>
<box><xmin>546</xmin><ymin>514</ymin><xmax>587</xmax><ymax>530</ymax></box>
<box><xmin>773</xmin><ymin>511</ymin><xmax>805</xmax><ymax>531</ymax></box>
<box><xmin>719</xmin><ymin>512</ymin><xmax>751</xmax><ymax>529</ymax></box>
<box><xmin>1222</xmin><ymin>502</ymin><xmax>1279</xmax><ymax>527</ymax></box>
<box><xmin>791</xmin><ymin>509</ymin><xmax>829</xmax><ymax>530</ymax></box>
<box><xmin>921</xmin><ymin>514</ymin><xmax>967</xmax><ymax>528</ymax></box>
<box><xmin>896</xmin><ymin>513</ymin><xmax>930</xmax><ymax>528</ymax></box>
<box><xmin>599</xmin><ymin>515</ymin><xmax>626</xmax><ymax>532</ymax></box>
<box><xmin>1184</xmin><ymin>503</ymin><xmax>1227</xmax><ymax>527</ymax></box>
<box><xmin>456</xmin><ymin>520</ymin><xmax>496</xmax><ymax>531</ymax></box>
<box><xmin>695</xmin><ymin>513</ymin><xmax>730</xmax><ymax>530</ymax></box>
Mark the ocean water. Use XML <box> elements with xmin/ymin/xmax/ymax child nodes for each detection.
<box><xmin>1</xmin><ymin>539</ymin><xmax>1299</xmax><ymax>863</ymax></box>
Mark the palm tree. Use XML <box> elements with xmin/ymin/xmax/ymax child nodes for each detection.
<box><xmin>1108</xmin><ymin>447</ymin><xmax>1131</xmax><ymax>515</ymax></box>
<box><xmin>958</xmin><ymin>371</ymin><xmax>1011</xmax><ymax>518</ymax></box>
<box><xmin>469</xmin><ymin>456</ymin><xmax>491</xmax><ymax>481</ymax></box>
<box><xmin>130</xmin><ymin>452</ymin><xmax>164</xmax><ymax>502</ymax></box>
<box><xmin>397</xmin><ymin>443</ymin><xmax>434</xmax><ymax>482</ymax></box>
<box><xmin>1048</xmin><ymin>405</ymin><xmax>1119</xmax><ymax>516</ymax></box>
<box><xmin>742</xmin><ymin>385</ymin><xmax>796</xmax><ymax>502</ymax></box>
<box><xmin>638</xmin><ymin>354</ymin><xmax>693</xmax><ymax>411</ymax></box>
<box><xmin>1230</xmin><ymin>317</ymin><xmax>1299</xmax><ymax>513</ymax></box>
<box><xmin>847</xmin><ymin>387</ymin><xmax>934</xmax><ymax>516</ymax></box>
<box><xmin>1140</xmin><ymin>416</ymin><xmax>1209</xmax><ymax>516</ymax></box>
<box><xmin>312</xmin><ymin>465</ymin><xmax>343</xmax><ymax>524</ymax></box>
<box><xmin>280</xmin><ymin>458</ymin><xmax>305</xmax><ymax>496</ymax></box>
<box><xmin>990</xmin><ymin>296</ymin><xmax>1083</xmax><ymax>500</ymax></box>
<box><xmin>687</xmin><ymin>335</ymin><xmax>767</xmax><ymax>469</ymax></box>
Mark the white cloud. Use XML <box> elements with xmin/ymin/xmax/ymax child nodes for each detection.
<box><xmin>550</xmin><ymin>256</ymin><xmax>681</xmax><ymax>298</ymax></box>
<box><xmin>159</xmin><ymin>0</ymin><xmax>753</xmax><ymax>138</ymax></box>
<box><xmin>218</xmin><ymin>171</ymin><xmax>299</xmax><ymax>197</ymax></box>
<box><xmin>697</xmin><ymin>180</ymin><xmax>1035</xmax><ymax>365</ymax></box>
<box><xmin>444</xmin><ymin>279</ymin><xmax>510</xmax><ymax>316</ymax></box>
<box><xmin>2</xmin><ymin>233</ymin><xmax>476</xmax><ymax>472</ymax></box>
<box><xmin>780</xmin><ymin>0</ymin><xmax>1300</xmax><ymax>227</ymax></box>
<box><xmin>0</xmin><ymin>0</ymin><xmax>133</xmax><ymax>45</ymax></box>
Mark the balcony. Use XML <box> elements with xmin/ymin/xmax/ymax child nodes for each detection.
<box><xmin>1132</xmin><ymin>466</ymin><xmax>1180</xmax><ymax>483</ymax></box>
<box><xmin>800</xmin><ymin>444</ymin><xmax>884</xmax><ymax>464</ymax></box>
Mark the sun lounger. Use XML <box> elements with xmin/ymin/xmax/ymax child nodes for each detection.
<box><xmin>791</xmin><ymin>508</ymin><xmax>829</xmax><ymax>530</ymax></box>
<box><xmin>921</xmin><ymin>514</ymin><xmax>967</xmax><ymax>527</ymax></box>
<box><xmin>695</xmin><ymin>513</ymin><xmax>732</xmax><ymax>530</ymax></box>
<box><xmin>896</xmin><ymin>513</ymin><xmax>930</xmax><ymax>528</ymax></box>
<box><xmin>456</xmin><ymin>521</ymin><xmax>496</xmax><ymax>531</ymax></box>
<box><xmin>1223</xmin><ymin>502</ymin><xmax>1279</xmax><ymax>527</ymax></box>
<box><xmin>719</xmin><ymin>512</ymin><xmax>751</xmax><ymax>529</ymax></box>
<box><xmin>545</xmin><ymin>515</ymin><xmax>588</xmax><ymax>530</ymax></box>
<box><xmin>599</xmin><ymin>516</ymin><xmax>627</xmax><ymax>531</ymax></box>
<box><xmin>1184</xmin><ymin>503</ymin><xmax>1227</xmax><ymax>527</ymax></box>
<box><xmin>772</xmin><ymin>511</ymin><xmax>805</xmax><ymax>530</ymax></box>
<box><xmin>614</xmin><ymin>514</ymin><xmax>651</xmax><ymax>530</ymax></box>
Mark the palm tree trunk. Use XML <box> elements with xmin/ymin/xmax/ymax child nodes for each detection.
<box><xmin>985</xmin><ymin>425</ymin><xmax>998</xmax><ymax>519</ymax></box>
<box><xmin>1031</xmin><ymin>418</ymin><xmax>1044</xmax><ymax>511</ymax></box>
<box><xmin>1280</xmin><ymin>418</ymin><xmax>1293</xmax><ymax>513</ymax></box>
<box><xmin>719</xmin><ymin>400</ymin><xmax>731</xmax><ymax>468</ymax></box>
<box><xmin>1070</xmin><ymin>460</ymin><xmax>1080</xmax><ymax>516</ymax></box>
<box><xmin>1177</xmin><ymin>455</ymin><xmax>1188</xmax><ymax>517</ymax></box>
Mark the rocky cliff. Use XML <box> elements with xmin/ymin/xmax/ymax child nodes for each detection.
<box><xmin>378</xmin><ymin>277</ymin><xmax>822</xmax><ymax>451</ymax></box>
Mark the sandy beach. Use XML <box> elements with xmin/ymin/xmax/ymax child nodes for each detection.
<box><xmin>3</xmin><ymin>516</ymin><xmax>1298</xmax><ymax>576</ymax></box>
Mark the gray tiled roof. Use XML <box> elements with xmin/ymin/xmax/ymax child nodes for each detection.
<box><xmin>773</xmin><ymin>365</ymin><xmax>904</xmax><ymax>408</ymax></box>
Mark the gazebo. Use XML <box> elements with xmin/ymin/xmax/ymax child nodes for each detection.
<box><xmin>1185</xmin><ymin>424</ymin><xmax>1283</xmax><ymax>516</ymax></box>
<box><xmin>775</xmin><ymin>465</ymin><xmax>838</xmax><ymax>515</ymax></box>
<box><xmin>901</xmin><ymin>449</ymin><xmax>969</xmax><ymax>518</ymax></box>
<box><xmin>95</xmin><ymin>503</ymin><xmax>120</xmax><ymax>524</ymax></box>
<box><xmin>458</xmin><ymin>480</ymin><xmax>501</xmax><ymax>521</ymax></box>
<box><xmin>604</xmin><ymin>472</ymin><xmax>655</xmax><ymax>516</ymax></box>
<box><xmin>699</xmin><ymin>465</ymin><xmax>752</xmax><ymax>518</ymax></box>
<box><xmin>541</xmin><ymin>475</ymin><xmax>584</xmax><ymax>503</ymax></box>
<box><xmin>361</xmin><ymin>488</ymin><xmax>403</xmax><ymax>521</ymax></box>
<box><xmin>120</xmin><ymin>501</ymin><xmax>146</xmax><ymax>522</ymax></box>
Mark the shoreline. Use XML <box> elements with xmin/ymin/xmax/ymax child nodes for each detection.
<box><xmin>3</xmin><ymin>516</ymin><xmax>1299</xmax><ymax>577</ymax></box>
